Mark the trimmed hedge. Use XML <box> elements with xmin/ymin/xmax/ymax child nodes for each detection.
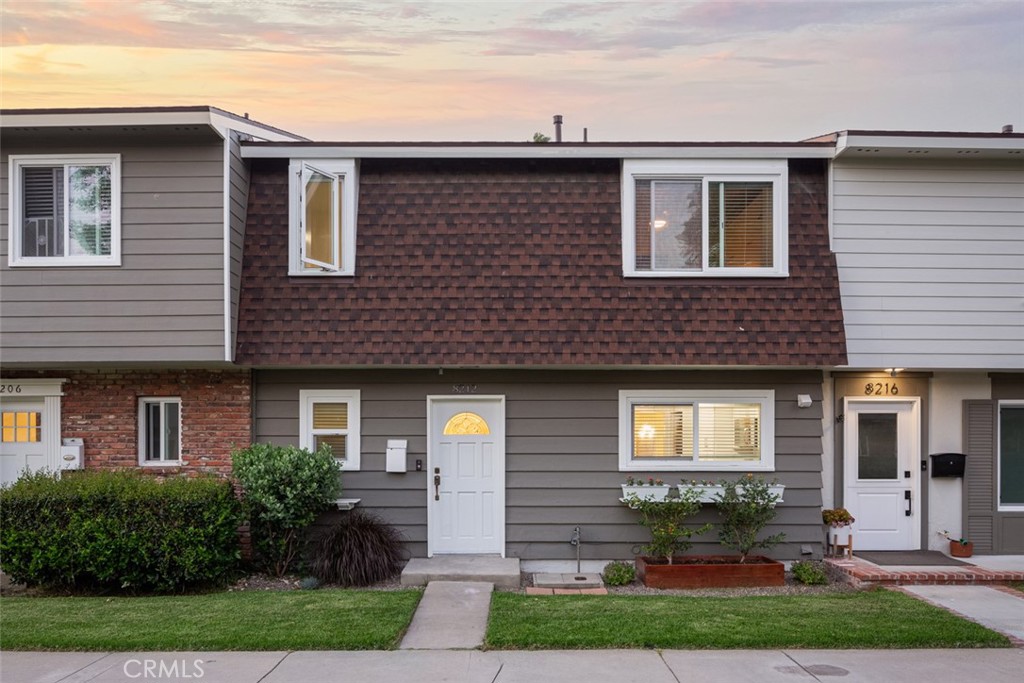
<box><xmin>0</xmin><ymin>470</ymin><xmax>242</xmax><ymax>593</ymax></box>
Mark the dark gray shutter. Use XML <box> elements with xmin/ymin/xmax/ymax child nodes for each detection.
<box><xmin>962</xmin><ymin>400</ymin><xmax>995</xmax><ymax>552</ymax></box>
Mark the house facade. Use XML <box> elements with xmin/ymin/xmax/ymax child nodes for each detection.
<box><xmin>822</xmin><ymin>130</ymin><xmax>1024</xmax><ymax>555</ymax></box>
<box><xmin>2</xmin><ymin>107</ymin><xmax>1020</xmax><ymax>568</ymax></box>
<box><xmin>235</xmin><ymin>144</ymin><xmax>844</xmax><ymax>568</ymax></box>
<box><xmin>0</xmin><ymin>107</ymin><xmax>302</xmax><ymax>481</ymax></box>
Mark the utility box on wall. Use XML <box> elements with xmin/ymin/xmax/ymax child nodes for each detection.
<box><xmin>386</xmin><ymin>439</ymin><xmax>408</xmax><ymax>473</ymax></box>
<box><xmin>930</xmin><ymin>452</ymin><xmax>967</xmax><ymax>478</ymax></box>
<box><xmin>60</xmin><ymin>438</ymin><xmax>84</xmax><ymax>470</ymax></box>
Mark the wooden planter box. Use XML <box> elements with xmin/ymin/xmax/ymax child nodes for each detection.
<box><xmin>635</xmin><ymin>555</ymin><xmax>785</xmax><ymax>588</ymax></box>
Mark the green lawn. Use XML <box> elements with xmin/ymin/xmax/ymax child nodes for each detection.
<box><xmin>486</xmin><ymin>589</ymin><xmax>1010</xmax><ymax>650</ymax></box>
<box><xmin>0</xmin><ymin>589</ymin><xmax>422</xmax><ymax>651</ymax></box>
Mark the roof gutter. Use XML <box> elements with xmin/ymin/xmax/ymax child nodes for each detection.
<box><xmin>240</xmin><ymin>143</ymin><xmax>836</xmax><ymax>160</ymax></box>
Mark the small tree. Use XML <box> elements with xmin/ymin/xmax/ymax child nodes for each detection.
<box><xmin>714</xmin><ymin>475</ymin><xmax>785</xmax><ymax>563</ymax></box>
<box><xmin>531</xmin><ymin>132</ymin><xmax>551</xmax><ymax>143</ymax></box>
<box><xmin>233</xmin><ymin>443</ymin><xmax>341</xmax><ymax>576</ymax></box>
<box><xmin>624</xmin><ymin>487</ymin><xmax>710</xmax><ymax>564</ymax></box>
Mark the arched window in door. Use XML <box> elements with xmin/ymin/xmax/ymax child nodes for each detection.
<box><xmin>443</xmin><ymin>412</ymin><xmax>490</xmax><ymax>435</ymax></box>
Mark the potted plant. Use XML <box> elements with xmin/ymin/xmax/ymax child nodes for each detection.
<box><xmin>626</xmin><ymin>475</ymin><xmax>786</xmax><ymax>588</ymax></box>
<box><xmin>679</xmin><ymin>477</ymin><xmax>785</xmax><ymax>504</ymax></box>
<box><xmin>822</xmin><ymin>507</ymin><xmax>855</xmax><ymax>557</ymax></box>
<box><xmin>621</xmin><ymin>476</ymin><xmax>672</xmax><ymax>502</ymax></box>
<box><xmin>939</xmin><ymin>530</ymin><xmax>974</xmax><ymax>558</ymax></box>
<box><xmin>623</xmin><ymin>487</ymin><xmax>712</xmax><ymax>586</ymax></box>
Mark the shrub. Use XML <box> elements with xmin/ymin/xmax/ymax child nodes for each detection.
<box><xmin>714</xmin><ymin>475</ymin><xmax>785</xmax><ymax>563</ymax></box>
<box><xmin>233</xmin><ymin>443</ymin><xmax>341</xmax><ymax>577</ymax></box>
<box><xmin>310</xmin><ymin>510</ymin><xmax>405</xmax><ymax>587</ymax></box>
<box><xmin>0</xmin><ymin>470</ymin><xmax>241</xmax><ymax>593</ymax></box>
<box><xmin>624</xmin><ymin>487</ymin><xmax>711</xmax><ymax>564</ymax></box>
<box><xmin>602</xmin><ymin>561</ymin><xmax>636</xmax><ymax>586</ymax></box>
<box><xmin>791</xmin><ymin>560</ymin><xmax>829</xmax><ymax>585</ymax></box>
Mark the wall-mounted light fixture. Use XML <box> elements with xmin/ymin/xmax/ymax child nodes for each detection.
<box><xmin>884</xmin><ymin>368</ymin><xmax>905</xmax><ymax>378</ymax></box>
<box><xmin>797</xmin><ymin>394</ymin><xmax>812</xmax><ymax>409</ymax></box>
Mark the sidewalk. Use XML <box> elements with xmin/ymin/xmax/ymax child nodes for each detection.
<box><xmin>3</xmin><ymin>648</ymin><xmax>1024</xmax><ymax>683</ymax></box>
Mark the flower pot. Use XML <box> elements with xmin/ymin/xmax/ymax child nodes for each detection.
<box><xmin>678</xmin><ymin>484</ymin><xmax>785</xmax><ymax>505</ymax></box>
<box><xmin>826</xmin><ymin>525</ymin><xmax>854</xmax><ymax>558</ymax></box>
<box><xmin>949</xmin><ymin>540</ymin><xmax>974</xmax><ymax>558</ymax></box>
<box><xmin>635</xmin><ymin>555</ymin><xmax>785</xmax><ymax>588</ymax></box>
<box><xmin>621</xmin><ymin>484</ymin><xmax>672</xmax><ymax>502</ymax></box>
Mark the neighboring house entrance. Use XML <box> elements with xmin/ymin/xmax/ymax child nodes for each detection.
<box><xmin>0</xmin><ymin>379</ymin><xmax>65</xmax><ymax>486</ymax></box>
<box><xmin>843</xmin><ymin>398</ymin><xmax>921</xmax><ymax>550</ymax></box>
<box><xmin>426</xmin><ymin>396</ymin><xmax>505</xmax><ymax>556</ymax></box>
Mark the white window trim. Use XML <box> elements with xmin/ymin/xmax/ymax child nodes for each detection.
<box><xmin>8</xmin><ymin>154</ymin><xmax>122</xmax><ymax>267</ymax></box>
<box><xmin>288</xmin><ymin>159</ymin><xmax>357</xmax><ymax>276</ymax></box>
<box><xmin>299</xmin><ymin>389</ymin><xmax>361</xmax><ymax>471</ymax></box>
<box><xmin>137</xmin><ymin>397</ymin><xmax>182</xmax><ymax>466</ymax></box>
<box><xmin>621</xmin><ymin>159</ymin><xmax>788</xmax><ymax>278</ymax></box>
<box><xmin>618</xmin><ymin>389</ymin><xmax>775</xmax><ymax>472</ymax></box>
<box><xmin>997</xmin><ymin>399</ymin><xmax>1024</xmax><ymax>512</ymax></box>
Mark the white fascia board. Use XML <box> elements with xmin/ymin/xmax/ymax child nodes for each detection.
<box><xmin>837</xmin><ymin>132</ymin><xmax>1024</xmax><ymax>156</ymax></box>
<box><xmin>1</xmin><ymin>111</ymin><xmax>216</xmax><ymax>128</ymax></box>
<box><xmin>208</xmin><ymin>112</ymin><xmax>305</xmax><ymax>141</ymax></box>
<box><xmin>241</xmin><ymin>145</ymin><xmax>834</xmax><ymax>160</ymax></box>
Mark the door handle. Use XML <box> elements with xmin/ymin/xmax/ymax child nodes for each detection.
<box><xmin>905</xmin><ymin>490</ymin><xmax>912</xmax><ymax>517</ymax></box>
<box><xmin>433</xmin><ymin>468</ymin><xmax>441</xmax><ymax>501</ymax></box>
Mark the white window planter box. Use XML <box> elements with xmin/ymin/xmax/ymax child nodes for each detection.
<box><xmin>620</xmin><ymin>484</ymin><xmax>672</xmax><ymax>502</ymax></box>
<box><xmin>678</xmin><ymin>483</ymin><xmax>785</xmax><ymax>505</ymax></box>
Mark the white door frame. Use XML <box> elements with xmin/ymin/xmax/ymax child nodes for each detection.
<box><xmin>426</xmin><ymin>395</ymin><xmax>506</xmax><ymax>557</ymax></box>
<box><xmin>0</xmin><ymin>378</ymin><xmax>65</xmax><ymax>479</ymax></box>
<box><xmin>843</xmin><ymin>396</ymin><xmax>921</xmax><ymax>550</ymax></box>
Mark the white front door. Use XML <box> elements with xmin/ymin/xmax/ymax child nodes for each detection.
<box><xmin>1</xmin><ymin>400</ymin><xmax>47</xmax><ymax>486</ymax></box>
<box><xmin>843</xmin><ymin>399</ymin><xmax>920</xmax><ymax>550</ymax></box>
<box><xmin>427</xmin><ymin>396</ymin><xmax>505</xmax><ymax>556</ymax></box>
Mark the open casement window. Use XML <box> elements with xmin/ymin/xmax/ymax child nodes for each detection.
<box><xmin>299</xmin><ymin>390</ymin><xmax>361</xmax><ymax>471</ymax></box>
<box><xmin>619</xmin><ymin>390</ymin><xmax>775</xmax><ymax>472</ymax></box>
<box><xmin>289</xmin><ymin>159</ymin><xmax>357</xmax><ymax>276</ymax></box>
<box><xmin>138</xmin><ymin>398</ymin><xmax>181</xmax><ymax>465</ymax></box>
<box><xmin>623</xmin><ymin>160</ymin><xmax>787</xmax><ymax>277</ymax></box>
<box><xmin>8</xmin><ymin>155</ymin><xmax>121</xmax><ymax>267</ymax></box>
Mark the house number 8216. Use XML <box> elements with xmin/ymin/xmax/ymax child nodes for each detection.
<box><xmin>865</xmin><ymin>382</ymin><xmax>898</xmax><ymax>396</ymax></box>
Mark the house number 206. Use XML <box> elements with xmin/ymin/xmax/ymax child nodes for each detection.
<box><xmin>865</xmin><ymin>382</ymin><xmax>899</xmax><ymax>396</ymax></box>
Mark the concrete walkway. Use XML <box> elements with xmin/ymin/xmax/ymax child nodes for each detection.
<box><xmin>4</xmin><ymin>649</ymin><xmax>1024</xmax><ymax>683</ymax></box>
<box><xmin>400</xmin><ymin>581</ymin><xmax>494</xmax><ymax>649</ymax></box>
<box><xmin>903</xmin><ymin>585</ymin><xmax>1024</xmax><ymax>642</ymax></box>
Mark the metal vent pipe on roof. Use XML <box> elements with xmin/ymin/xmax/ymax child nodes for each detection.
<box><xmin>553</xmin><ymin>114</ymin><xmax>563</xmax><ymax>143</ymax></box>
<box><xmin>1002</xmin><ymin>124</ymin><xmax>1014</xmax><ymax>134</ymax></box>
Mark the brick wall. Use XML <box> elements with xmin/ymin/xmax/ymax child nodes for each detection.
<box><xmin>5</xmin><ymin>369</ymin><xmax>252</xmax><ymax>476</ymax></box>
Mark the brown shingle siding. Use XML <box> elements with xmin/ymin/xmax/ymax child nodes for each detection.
<box><xmin>236</xmin><ymin>158</ymin><xmax>846</xmax><ymax>366</ymax></box>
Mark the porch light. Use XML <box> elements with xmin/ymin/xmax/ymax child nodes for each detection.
<box><xmin>885</xmin><ymin>368</ymin><xmax>905</xmax><ymax>377</ymax></box>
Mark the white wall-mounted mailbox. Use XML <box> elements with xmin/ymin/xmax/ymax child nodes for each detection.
<box><xmin>60</xmin><ymin>438</ymin><xmax>84</xmax><ymax>470</ymax></box>
<box><xmin>386</xmin><ymin>439</ymin><xmax>408</xmax><ymax>473</ymax></box>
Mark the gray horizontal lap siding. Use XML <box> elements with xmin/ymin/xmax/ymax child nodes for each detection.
<box><xmin>228</xmin><ymin>133</ymin><xmax>251</xmax><ymax>360</ymax></box>
<box><xmin>0</xmin><ymin>138</ymin><xmax>227</xmax><ymax>364</ymax></box>
<box><xmin>254</xmin><ymin>369</ymin><xmax>825</xmax><ymax>561</ymax></box>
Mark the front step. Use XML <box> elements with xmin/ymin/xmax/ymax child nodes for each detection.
<box><xmin>826</xmin><ymin>556</ymin><xmax>1024</xmax><ymax>587</ymax></box>
<box><xmin>400</xmin><ymin>555</ymin><xmax>520</xmax><ymax>589</ymax></box>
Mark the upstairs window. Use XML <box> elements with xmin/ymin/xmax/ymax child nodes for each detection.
<box><xmin>288</xmin><ymin>160</ymin><xmax>357</xmax><ymax>276</ymax></box>
<box><xmin>8</xmin><ymin>155</ymin><xmax>121</xmax><ymax>267</ymax></box>
<box><xmin>622</xmin><ymin>160</ymin><xmax>787</xmax><ymax>277</ymax></box>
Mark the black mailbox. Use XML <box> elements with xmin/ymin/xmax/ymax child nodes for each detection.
<box><xmin>930</xmin><ymin>453</ymin><xmax>967</xmax><ymax>478</ymax></box>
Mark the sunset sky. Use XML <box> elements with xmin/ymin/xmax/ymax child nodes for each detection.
<box><xmin>2</xmin><ymin>0</ymin><xmax>1022</xmax><ymax>141</ymax></box>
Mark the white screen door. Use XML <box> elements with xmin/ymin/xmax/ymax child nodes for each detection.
<box><xmin>428</xmin><ymin>397</ymin><xmax>505</xmax><ymax>556</ymax></box>
<box><xmin>843</xmin><ymin>399</ymin><xmax>920</xmax><ymax>550</ymax></box>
